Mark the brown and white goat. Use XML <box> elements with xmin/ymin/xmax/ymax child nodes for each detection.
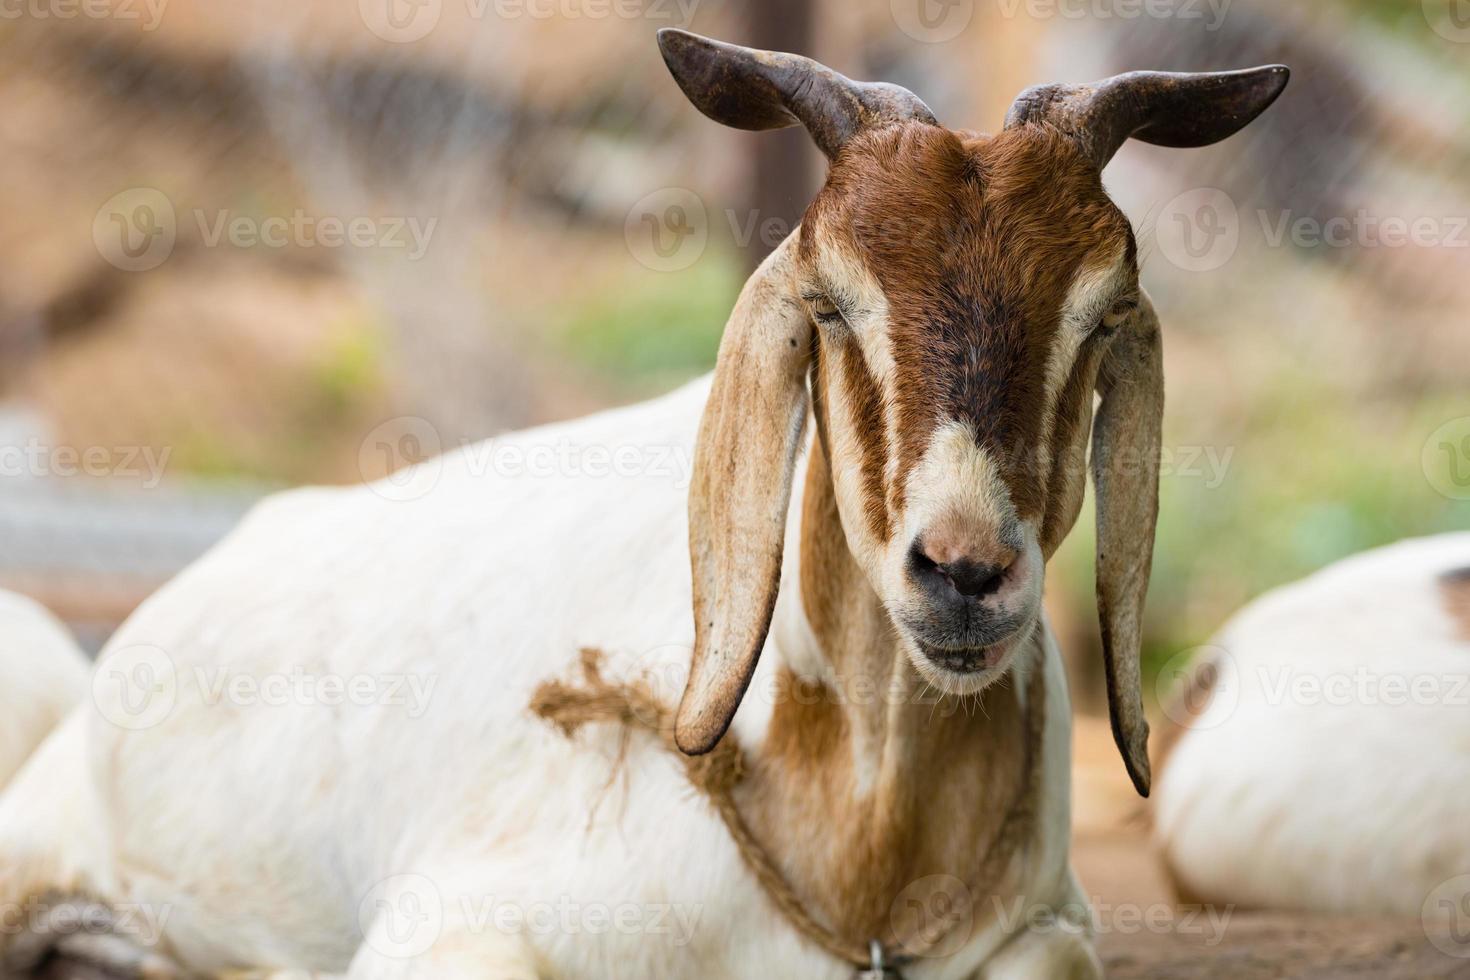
<box><xmin>0</xmin><ymin>31</ymin><xmax>1285</xmax><ymax>980</ymax></box>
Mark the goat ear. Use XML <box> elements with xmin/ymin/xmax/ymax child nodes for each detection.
<box><xmin>1092</xmin><ymin>292</ymin><xmax>1164</xmax><ymax>797</ymax></box>
<box><xmin>676</xmin><ymin>235</ymin><xmax>811</xmax><ymax>755</ymax></box>
<box><xmin>1006</xmin><ymin>65</ymin><xmax>1289</xmax><ymax>169</ymax></box>
<box><xmin>657</xmin><ymin>28</ymin><xmax>937</xmax><ymax>160</ymax></box>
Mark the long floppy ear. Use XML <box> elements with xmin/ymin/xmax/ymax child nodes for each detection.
<box><xmin>1005</xmin><ymin>65</ymin><xmax>1289</xmax><ymax>169</ymax></box>
<box><xmin>1092</xmin><ymin>293</ymin><xmax>1164</xmax><ymax>797</ymax></box>
<box><xmin>676</xmin><ymin>235</ymin><xmax>811</xmax><ymax>755</ymax></box>
<box><xmin>657</xmin><ymin>28</ymin><xmax>937</xmax><ymax>160</ymax></box>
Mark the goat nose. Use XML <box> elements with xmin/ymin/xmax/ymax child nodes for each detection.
<box><xmin>908</xmin><ymin>538</ymin><xmax>1017</xmax><ymax>600</ymax></box>
<box><xmin>942</xmin><ymin>558</ymin><xmax>1009</xmax><ymax>597</ymax></box>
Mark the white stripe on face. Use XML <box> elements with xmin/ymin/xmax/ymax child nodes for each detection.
<box><xmin>802</xmin><ymin>240</ymin><xmax>896</xmax><ymax>569</ymax></box>
<box><xmin>1037</xmin><ymin>242</ymin><xmax>1132</xmax><ymax>488</ymax></box>
<box><xmin>884</xmin><ymin>419</ymin><xmax>1023</xmax><ymax>601</ymax></box>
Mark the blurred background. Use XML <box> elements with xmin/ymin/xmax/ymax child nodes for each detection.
<box><xmin>0</xmin><ymin>0</ymin><xmax>1466</xmax><ymax>709</ymax></box>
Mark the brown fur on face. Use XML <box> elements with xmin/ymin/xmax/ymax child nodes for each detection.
<box><xmin>798</xmin><ymin>122</ymin><xmax>1137</xmax><ymax>540</ymax></box>
<box><xmin>696</xmin><ymin>119</ymin><xmax>1144</xmax><ymax>950</ymax></box>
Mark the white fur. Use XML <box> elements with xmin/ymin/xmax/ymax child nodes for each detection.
<box><xmin>0</xmin><ymin>377</ymin><xmax>1093</xmax><ymax>979</ymax></box>
<box><xmin>0</xmin><ymin>590</ymin><xmax>88</xmax><ymax>790</ymax></box>
<box><xmin>1154</xmin><ymin>533</ymin><xmax>1470</xmax><ymax>914</ymax></box>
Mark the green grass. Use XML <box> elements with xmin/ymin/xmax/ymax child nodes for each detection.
<box><xmin>552</xmin><ymin>254</ymin><xmax>742</xmax><ymax>393</ymax></box>
<box><xmin>311</xmin><ymin>319</ymin><xmax>386</xmax><ymax>413</ymax></box>
<box><xmin>1051</xmin><ymin>380</ymin><xmax>1470</xmax><ymax>690</ymax></box>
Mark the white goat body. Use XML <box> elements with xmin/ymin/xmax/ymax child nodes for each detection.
<box><xmin>0</xmin><ymin>590</ymin><xmax>87</xmax><ymax>790</ymax></box>
<box><xmin>0</xmin><ymin>379</ymin><xmax>1087</xmax><ymax>979</ymax></box>
<box><xmin>1154</xmin><ymin>533</ymin><xmax>1470</xmax><ymax>914</ymax></box>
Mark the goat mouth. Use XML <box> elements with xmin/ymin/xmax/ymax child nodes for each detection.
<box><xmin>905</xmin><ymin>614</ymin><xmax>1037</xmax><ymax>681</ymax></box>
<box><xmin>912</xmin><ymin>636</ymin><xmax>1011</xmax><ymax>672</ymax></box>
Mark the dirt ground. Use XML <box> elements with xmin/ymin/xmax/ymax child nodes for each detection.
<box><xmin>1068</xmin><ymin>714</ymin><xmax>1470</xmax><ymax>979</ymax></box>
<box><xmin>1099</xmin><ymin>915</ymin><xmax>1470</xmax><ymax>979</ymax></box>
<box><xmin>1073</xmin><ymin>832</ymin><xmax>1470</xmax><ymax>979</ymax></box>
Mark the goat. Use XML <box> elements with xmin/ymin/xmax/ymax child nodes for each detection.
<box><xmin>0</xmin><ymin>590</ymin><xmax>87</xmax><ymax>791</ymax></box>
<box><xmin>0</xmin><ymin>31</ymin><xmax>1286</xmax><ymax>980</ymax></box>
<box><xmin>1155</xmin><ymin>532</ymin><xmax>1470</xmax><ymax>916</ymax></box>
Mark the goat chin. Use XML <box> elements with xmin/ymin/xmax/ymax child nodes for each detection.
<box><xmin>905</xmin><ymin>616</ymin><xmax>1042</xmax><ymax>698</ymax></box>
<box><xmin>1153</xmin><ymin>532</ymin><xmax>1470</xmax><ymax>915</ymax></box>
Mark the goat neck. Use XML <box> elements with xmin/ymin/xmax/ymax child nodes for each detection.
<box><xmin>735</xmin><ymin>442</ymin><xmax>1041</xmax><ymax>953</ymax></box>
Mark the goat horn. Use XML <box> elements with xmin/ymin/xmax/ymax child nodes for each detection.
<box><xmin>1005</xmin><ymin>65</ymin><xmax>1290</xmax><ymax>169</ymax></box>
<box><xmin>657</xmin><ymin>29</ymin><xmax>938</xmax><ymax>160</ymax></box>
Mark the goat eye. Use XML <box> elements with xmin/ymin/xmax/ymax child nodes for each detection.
<box><xmin>809</xmin><ymin>294</ymin><xmax>844</xmax><ymax>325</ymax></box>
<box><xmin>1099</xmin><ymin>298</ymin><xmax>1138</xmax><ymax>333</ymax></box>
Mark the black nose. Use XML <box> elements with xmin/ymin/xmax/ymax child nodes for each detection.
<box><xmin>907</xmin><ymin>541</ymin><xmax>1009</xmax><ymax>599</ymax></box>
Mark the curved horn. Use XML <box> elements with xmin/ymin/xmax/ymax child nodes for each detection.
<box><xmin>1005</xmin><ymin>66</ymin><xmax>1290</xmax><ymax>169</ymax></box>
<box><xmin>657</xmin><ymin>28</ymin><xmax>937</xmax><ymax>160</ymax></box>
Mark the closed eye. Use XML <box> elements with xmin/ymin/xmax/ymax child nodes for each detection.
<box><xmin>1098</xmin><ymin>295</ymin><xmax>1139</xmax><ymax>334</ymax></box>
<box><xmin>803</xmin><ymin>291</ymin><xmax>847</xmax><ymax>327</ymax></box>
